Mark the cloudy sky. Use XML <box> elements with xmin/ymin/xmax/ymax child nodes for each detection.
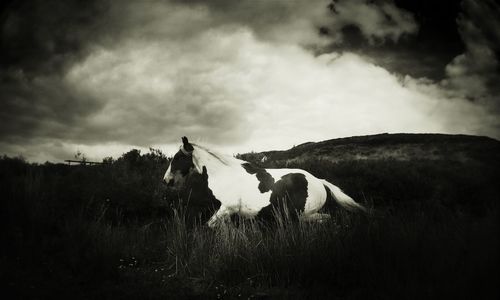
<box><xmin>1</xmin><ymin>0</ymin><xmax>499</xmax><ymax>162</ymax></box>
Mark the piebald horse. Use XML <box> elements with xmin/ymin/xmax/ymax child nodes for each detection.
<box><xmin>164</xmin><ymin>137</ymin><xmax>366</xmax><ymax>227</ymax></box>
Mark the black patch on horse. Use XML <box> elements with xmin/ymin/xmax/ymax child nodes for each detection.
<box><xmin>174</xmin><ymin>165</ymin><xmax>221</xmax><ymax>225</ymax></box>
<box><xmin>241</xmin><ymin>163</ymin><xmax>275</xmax><ymax>193</ymax></box>
<box><xmin>170</xmin><ymin>150</ymin><xmax>194</xmax><ymax>176</ymax></box>
<box><xmin>320</xmin><ymin>184</ymin><xmax>336</xmax><ymax>213</ymax></box>
<box><xmin>257</xmin><ymin>173</ymin><xmax>308</xmax><ymax>222</ymax></box>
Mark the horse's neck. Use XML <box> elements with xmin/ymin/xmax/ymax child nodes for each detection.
<box><xmin>196</xmin><ymin>150</ymin><xmax>244</xmax><ymax>181</ymax></box>
<box><xmin>200</xmin><ymin>155</ymin><xmax>249</xmax><ymax>209</ymax></box>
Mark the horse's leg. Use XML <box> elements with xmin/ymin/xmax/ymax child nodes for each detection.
<box><xmin>207</xmin><ymin>205</ymin><xmax>231</xmax><ymax>228</ymax></box>
<box><xmin>301</xmin><ymin>212</ymin><xmax>331</xmax><ymax>223</ymax></box>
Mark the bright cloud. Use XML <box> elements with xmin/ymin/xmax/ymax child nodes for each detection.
<box><xmin>63</xmin><ymin>24</ymin><xmax>496</xmax><ymax>157</ymax></box>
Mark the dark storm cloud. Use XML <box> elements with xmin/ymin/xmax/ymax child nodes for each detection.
<box><xmin>326</xmin><ymin>0</ymin><xmax>418</xmax><ymax>43</ymax></box>
<box><xmin>0</xmin><ymin>0</ymin><xmax>114</xmax><ymax>149</ymax></box>
<box><xmin>326</xmin><ymin>0</ymin><xmax>499</xmax><ymax>104</ymax></box>
<box><xmin>459</xmin><ymin>0</ymin><xmax>500</xmax><ymax>52</ymax></box>
<box><xmin>324</xmin><ymin>0</ymin><xmax>466</xmax><ymax>80</ymax></box>
<box><xmin>442</xmin><ymin>0</ymin><xmax>500</xmax><ymax>102</ymax></box>
<box><xmin>171</xmin><ymin>0</ymin><xmax>331</xmax><ymax>44</ymax></box>
<box><xmin>174</xmin><ymin>0</ymin><xmax>429</xmax><ymax>78</ymax></box>
<box><xmin>0</xmin><ymin>73</ymin><xmax>104</xmax><ymax>143</ymax></box>
<box><xmin>0</xmin><ymin>0</ymin><xmax>110</xmax><ymax>75</ymax></box>
<box><xmin>399</xmin><ymin>0</ymin><xmax>500</xmax><ymax>139</ymax></box>
<box><xmin>172</xmin><ymin>0</ymin><xmax>419</xmax><ymax>47</ymax></box>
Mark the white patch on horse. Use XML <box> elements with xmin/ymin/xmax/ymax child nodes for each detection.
<box><xmin>191</xmin><ymin>145</ymin><xmax>272</xmax><ymax>223</ymax></box>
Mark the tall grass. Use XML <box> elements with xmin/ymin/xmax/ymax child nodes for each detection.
<box><xmin>141</xmin><ymin>203</ymin><xmax>499</xmax><ymax>299</ymax></box>
<box><xmin>5</xmin><ymin>200</ymin><xmax>500</xmax><ymax>299</ymax></box>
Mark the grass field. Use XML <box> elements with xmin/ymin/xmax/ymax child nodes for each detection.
<box><xmin>2</xmin><ymin>134</ymin><xmax>499</xmax><ymax>299</ymax></box>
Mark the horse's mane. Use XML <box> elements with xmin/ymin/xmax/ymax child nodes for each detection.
<box><xmin>192</xmin><ymin>144</ymin><xmax>241</xmax><ymax>168</ymax></box>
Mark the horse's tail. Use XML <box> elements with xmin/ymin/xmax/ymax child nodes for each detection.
<box><xmin>321</xmin><ymin>179</ymin><xmax>368</xmax><ymax>214</ymax></box>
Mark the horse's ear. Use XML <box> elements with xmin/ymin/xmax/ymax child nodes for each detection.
<box><xmin>181</xmin><ymin>136</ymin><xmax>194</xmax><ymax>152</ymax></box>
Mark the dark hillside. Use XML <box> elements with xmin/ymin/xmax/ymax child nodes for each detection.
<box><xmin>239</xmin><ymin>133</ymin><xmax>500</xmax><ymax>214</ymax></box>
<box><xmin>241</xmin><ymin>133</ymin><xmax>500</xmax><ymax>164</ymax></box>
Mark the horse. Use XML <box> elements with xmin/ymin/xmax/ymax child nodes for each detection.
<box><xmin>163</xmin><ymin>137</ymin><xmax>367</xmax><ymax>228</ymax></box>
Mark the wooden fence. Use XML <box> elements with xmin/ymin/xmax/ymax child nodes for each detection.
<box><xmin>64</xmin><ymin>160</ymin><xmax>102</xmax><ymax>166</ymax></box>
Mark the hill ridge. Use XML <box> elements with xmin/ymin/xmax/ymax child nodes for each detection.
<box><xmin>240</xmin><ymin>133</ymin><xmax>500</xmax><ymax>165</ymax></box>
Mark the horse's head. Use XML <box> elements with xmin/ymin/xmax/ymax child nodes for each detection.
<box><xmin>163</xmin><ymin>136</ymin><xmax>206</xmax><ymax>189</ymax></box>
